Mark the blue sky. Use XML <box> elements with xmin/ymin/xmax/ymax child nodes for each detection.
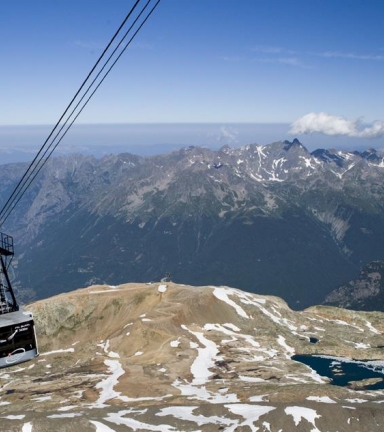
<box><xmin>1</xmin><ymin>0</ymin><xmax>384</xmax><ymax>158</ymax></box>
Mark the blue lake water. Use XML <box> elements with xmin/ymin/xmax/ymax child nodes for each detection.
<box><xmin>292</xmin><ymin>354</ymin><xmax>384</xmax><ymax>390</ymax></box>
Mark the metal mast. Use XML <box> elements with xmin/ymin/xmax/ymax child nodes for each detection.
<box><xmin>0</xmin><ymin>232</ymin><xmax>18</xmax><ymax>314</ymax></box>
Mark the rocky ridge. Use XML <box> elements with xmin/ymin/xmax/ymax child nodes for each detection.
<box><xmin>1</xmin><ymin>283</ymin><xmax>384</xmax><ymax>430</ymax></box>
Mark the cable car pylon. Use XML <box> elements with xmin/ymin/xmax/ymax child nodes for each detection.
<box><xmin>0</xmin><ymin>232</ymin><xmax>39</xmax><ymax>367</ymax></box>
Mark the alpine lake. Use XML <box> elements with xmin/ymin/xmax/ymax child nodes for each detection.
<box><xmin>293</xmin><ymin>354</ymin><xmax>384</xmax><ymax>390</ymax></box>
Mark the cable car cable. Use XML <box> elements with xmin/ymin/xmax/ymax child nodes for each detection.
<box><xmin>0</xmin><ymin>0</ymin><xmax>160</xmax><ymax>225</ymax></box>
<box><xmin>0</xmin><ymin>0</ymin><xmax>142</xmax><ymax>225</ymax></box>
<box><xmin>0</xmin><ymin>0</ymin><xmax>143</xmax><ymax>226</ymax></box>
<box><xmin>0</xmin><ymin>0</ymin><xmax>154</xmax><ymax>226</ymax></box>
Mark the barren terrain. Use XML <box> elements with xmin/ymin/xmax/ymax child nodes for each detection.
<box><xmin>1</xmin><ymin>283</ymin><xmax>384</xmax><ymax>431</ymax></box>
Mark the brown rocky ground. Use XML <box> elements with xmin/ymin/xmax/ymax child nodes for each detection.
<box><xmin>1</xmin><ymin>282</ymin><xmax>384</xmax><ymax>431</ymax></box>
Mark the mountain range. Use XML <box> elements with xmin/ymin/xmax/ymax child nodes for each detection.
<box><xmin>2</xmin><ymin>139</ymin><xmax>384</xmax><ymax>309</ymax></box>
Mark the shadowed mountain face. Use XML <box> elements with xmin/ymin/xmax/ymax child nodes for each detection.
<box><xmin>2</xmin><ymin>283</ymin><xmax>384</xmax><ymax>431</ymax></box>
<box><xmin>324</xmin><ymin>261</ymin><xmax>384</xmax><ymax>311</ymax></box>
<box><xmin>2</xmin><ymin>141</ymin><xmax>384</xmax><ymax>309</ymax></box>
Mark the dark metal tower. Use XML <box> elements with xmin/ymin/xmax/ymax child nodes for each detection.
<box><xmin>0</xmin><ymin>232</ymin><xmax>18</xmax><ymax>314</ymax></box>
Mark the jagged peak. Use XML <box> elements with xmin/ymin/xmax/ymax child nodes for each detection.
<box><xmin>283</xmin><ymin>138</ymin><xmax>305</xmax><ymax>151</ymax></box>
<box><xmin>311</xmin><ymin>148</ymin><xmax>345</xmax><ymax>167</ymax></box>
<box><xmin>362</xmin><ymin>147</ymin><xmax>381</xmax><ymax>162</ymax></box>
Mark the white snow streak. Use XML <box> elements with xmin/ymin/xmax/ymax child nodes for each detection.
<box><xmin>94</xmin><ymin>359</ymin><xmax>125</xmax><ymax>408</ymax></box>
<box><xmin>105</xmin><ymin>410</ymin><xmax>175</xmax><ymax>431</ymax></box>
<box><xmin>277</xmin><ymin>335</ymin><xmax>295</xmax><ymax>358</ymax></box>
<box><xmin>156</xmin><ymin>406</ymin><xmax>233</xmax><ymax>427</ymax></box>
<box><xmin>212</xmin><ymin>287</ymin><xmax>249</xmax><ymax>318</ymax></box>
<box><xmin>41</xmin><ymin>348</ymin><xmax>74</xmax><ymax>356</ymax></box>
<box><xmin>181</xmin><ymin>325</ymin><xmax>220</xmax><ymax>384</ymax></box>
<box><xmin>365</xmin><ymin>320</ymin><xmax>380</xmax><ymax>334</ymax></box>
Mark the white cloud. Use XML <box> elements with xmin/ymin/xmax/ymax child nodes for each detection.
<box><xmin>249</xmin><ymin>45</ymin><xmax>306</xmax><ymax>67</ymax></box>
<box><xmin>252</xmin><ymin>45</ymin><xmax>285</xmax><ymax>54</ymax></box>
<box><xmin>289</xmin><ymin>112</ymin><xmax>384</xmax><ymax>138</ymax></box>
<box><xmin>320</xmin><ymin>51</ymin><xmax>384</xmax><ymax>61</ymax></box>
<box><xmin>215</xmin><ymin>126</ymin><xmax>239</xmax><ymax>144</ymax></box>
<box><xmin>251</xmin><ymin>45</ymin><xmax>296</xmax><ymax>55</ymax></box>
<box><xmin>255</xmin><ymin>57</ymin><xmax>307</xmax><ymax>67</ymax></box>
<box><xmin>218</xmin><ymin>55</ymin><xmax>242</xmax><ymax>62</ymax></box>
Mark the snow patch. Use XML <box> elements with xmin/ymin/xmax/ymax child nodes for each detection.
<box><xmin>277</xmin><ymin>335</ymin><xmax>295</xmax><ymax>358</ymax></box>
<box><xmin>182</xmin><ymin>325</ymin><xmax>220</xmax><ymax>385</ymax></box>
<box><xmin>225</xmin><ymin>404</ymin><xmax>276</xmax><ymax>431</ymax></box>
<box><xmin>345</xmin><ymin>398</ymin><xmax>368</xmax><ymax>404</ymax></box>
<box><xmin>156</xmin><ymin>406</ymin><xmax>233</xmax><ymax>427</ymax></box>
<box><xmin>307</xmin><ymin>396</ymin><xmax>336</xmax><ymax>403</ymax></box>
<box><xmin>365</xmin><ymin>320</ymin><xmax>380</xmax><ymax>334</ymax></box>
<box><xmin>32</xmin><ymin>395</ymin><xmax>52</xmax><ymax>402</ymax></box>
<box><xmin>239</xmin><ymin>375</ymin><xmax>265</xmax><ymax>383</ymax></box>
<box><xmin>354</xmin><ymin>342</ymin><xmax>370</xmax><ymax>349</ymax></box>
<box><xmin>285</xmin><ymin>406</ymin><xmax>321</xmax><ymax>431</ymax></box>
<box><xmin>2</xmin><ymin>415</ymin><xmax>25</xmax><ymax>420</ymax></box>
<box><xmin>105</xmin><ymin>410</ymin><xmax>175</xmax><ymax>431</ymax></box>
<box><xmin>223</xmin><ymin>323</ymin><xmax>240</xmax><ymax>332</ymax></box>
<box><xmin>212</xmin><ymin>287</ymin><xmax>249</xmax><ymax>318</ymax></box>
<box><xmin>89</xmin><ymin>420</ymin><xmax>117</xmax><ymax>432</ymax></box>
<box><xmin>22</xmin><ymin>423</ymin><xmax>33</xmax><ymax>432</ymax></box>
<box><xmin>94</xmin><ymin>359</ymin><xmax>125</xmax><ymax>408</ymax></box>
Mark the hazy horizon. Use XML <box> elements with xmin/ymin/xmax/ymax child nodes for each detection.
<box><xmin>1</xmin><ymin>122</ymin><xmax>383</xmax><ymax>165</ymax></box>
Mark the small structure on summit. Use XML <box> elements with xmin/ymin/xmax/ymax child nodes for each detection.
<box><xmin>161</xmin><ymin>272</ymin><xmax>171</xmax><ymax>283</ymax></box>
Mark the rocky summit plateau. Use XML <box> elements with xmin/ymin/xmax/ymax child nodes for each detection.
<box><xmin>2</xmin><ymin>283</ymin><xmax>384</xmax><ymax>431</ymax></box>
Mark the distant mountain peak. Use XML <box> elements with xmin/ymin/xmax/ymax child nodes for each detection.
<box><xmin>311</xmin><ymin>148</ymin><xmax>345</xmax><ymax>167</ymax></box>
<box><xmin>283</xmin><ymin>138</ymin><xmax>303</xmax><ymax>150</ymax></box>
<box><xmin>362</xmin><ymin>147</ymin><xmax>381</xmax><ymax>162</ymax></box>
